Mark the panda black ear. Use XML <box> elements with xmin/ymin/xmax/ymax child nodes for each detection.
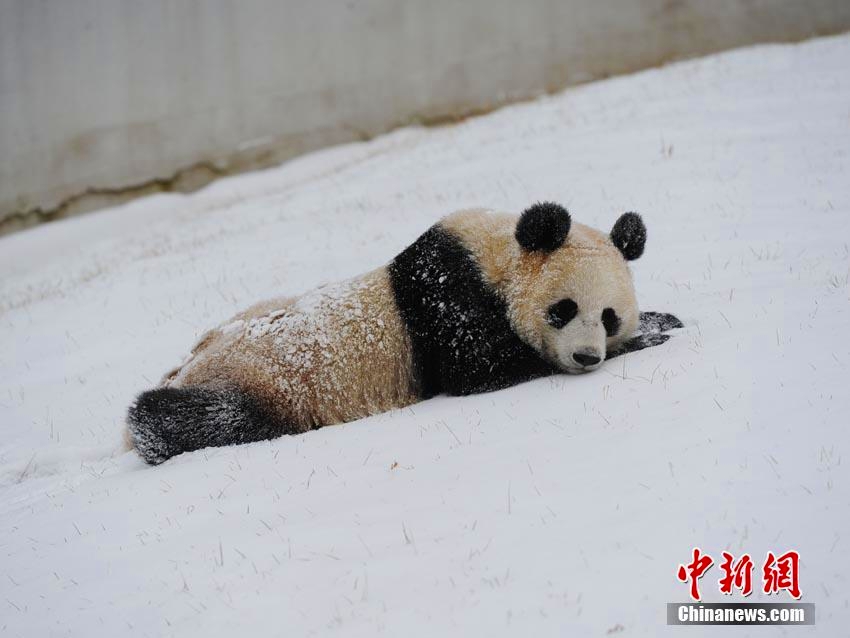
<box><xmin>611</xmin><ymin>212</ymin><xmax>646</xmax><ymax>260</ymax></box>
<box><xmin>515</xmin><ymin>202</ymin><xmax>571</xmax><ymax>253</ymax></box>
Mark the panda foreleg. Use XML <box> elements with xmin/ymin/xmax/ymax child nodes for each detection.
<box><xmin>636</xmin><ymin>311</ymin><xmax>684</xmax><ymax>334</ymax></box>
<box><xmin>606</xmin><ymin>311</ymin><xmax>683</xmax><ymax>360</ymax></box>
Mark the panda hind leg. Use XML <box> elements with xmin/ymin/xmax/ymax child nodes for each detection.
<box><xmin>126</xmin><ymin>386</ymin><xmax>286</xmax><ymax>465</ymax></box>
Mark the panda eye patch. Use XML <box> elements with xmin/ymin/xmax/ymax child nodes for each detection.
<box><xmin>547</xmin><ymin>298</ymin><xmax>578</xmax><ymax>329</ymax></box>
<box><xmin>602</xmin><ymin>307</ymin><xmax>621</xmax><ymax>337</ymax></box>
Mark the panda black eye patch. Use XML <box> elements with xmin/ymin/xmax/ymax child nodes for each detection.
<box><xmin>602</xmin><ymin>307</ymin><xmax>621</xmax><ymax>337</ymax></box>
<box><xmin>547</xmin><ymin>298</ymin><xmax>578</xmax><ymax>329</ymax></box>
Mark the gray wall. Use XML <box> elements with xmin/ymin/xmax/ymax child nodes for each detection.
<box><xmin>2</xmin><ymin>0</ymin><xmax>849</xmax><ymax>233</ymax></box>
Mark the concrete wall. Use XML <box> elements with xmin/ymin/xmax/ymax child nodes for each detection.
<box><xmin>2</xmin><ymin>0</ymin><xmax>849</xmax><ymax>233</ymax></box>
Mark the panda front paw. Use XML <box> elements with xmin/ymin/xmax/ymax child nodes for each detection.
<box><xmin>637</xmin><ymin>311</ymin><xmax>684</xmax><ymax>334</ymax></box>
<box><xmin>606</xmin><ymin>311</ymin><xmax>683</xmax><ymax>360</ymax></box>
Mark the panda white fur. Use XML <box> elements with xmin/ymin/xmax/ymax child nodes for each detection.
<box><xmin>127</xmin><ymin>203</ymin><xmax>655</xmax><ymax>464</ymax></box>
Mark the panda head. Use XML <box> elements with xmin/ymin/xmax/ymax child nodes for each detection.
<box><xmin>507</xmin><ymin>202</ymin><xmax>645</xmax><ymax>373</ymax></box>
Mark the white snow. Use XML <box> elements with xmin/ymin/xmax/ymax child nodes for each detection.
<box><xmin>2</xmin><ymin>33</ymin><xmax>849</xmax><ymax>637</ymax></box>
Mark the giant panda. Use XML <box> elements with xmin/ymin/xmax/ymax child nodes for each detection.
<box><xmin>127</xmin><ymin>202</ymin><xmax>673</xmax><ymax>465</ymax></box>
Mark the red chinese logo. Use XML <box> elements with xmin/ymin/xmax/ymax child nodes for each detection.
<box><xmin>718</xmin><ymin>551</ymin><xmax>753</xmax><ymax>596</ymax></box>
<box><xmin>677</xmin><ymin>548</ymin><xmax>801</xmax><ymax>600</ymax></box>
<box><xmin>763</xmin><ymin>550</ymin><xmax>802</xmax><ymax>599</ymax></box>
<box><xmin>677</xmin><ymin>547</ymin><xmax>714</xmax><ymax>601</ymax></box>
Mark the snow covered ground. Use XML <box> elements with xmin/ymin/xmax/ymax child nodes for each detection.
<box><xmin>2</xmin><ymin>33</ymin><xmax>849</xmax><ymax>637</ymax></box>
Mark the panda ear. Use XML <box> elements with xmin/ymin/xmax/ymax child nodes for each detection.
<box><xmin>610</xmin><ymin>212</ymin><xmax>646</xmax><ymax>260</ymax></box>
<box><xmin>515</xmin><ymin>202</ymin><xmax>571</xmax><ymax>253</ymax></box>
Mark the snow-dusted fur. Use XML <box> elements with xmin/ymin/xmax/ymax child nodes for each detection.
<box><xmin>126</xmin><ymin>387</ymin><xmax>282</xmax><ymax>465</ymax></box>
<box><xmin>126</xmin><ymin>205</ymin><xmax>645</xmax><ymax>464</ymax></box>
<box><xmin>127</xmin><ymin>267</ymin><xmax>417</xmax><ymax>464</ymax></box>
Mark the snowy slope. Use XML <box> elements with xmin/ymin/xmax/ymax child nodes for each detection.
<box><xmin>2</xmin><ymin>33</ymin><xmax>850</xmax><ymax>637</ymax></box>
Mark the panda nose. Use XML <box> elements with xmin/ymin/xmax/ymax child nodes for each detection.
<box><xmin>572</xmin><ymin>352</ymin><xmax>601</xmax><ymax>367</ymax></box>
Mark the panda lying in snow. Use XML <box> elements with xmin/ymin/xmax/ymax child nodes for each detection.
<box><xmin>127</xmin><ymin>203</ymin><xmax>682</xmax><ymax>464</ymax></box>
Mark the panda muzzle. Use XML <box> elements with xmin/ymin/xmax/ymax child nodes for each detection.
<box><xmin>572</xmin><ymin>351</ymin><xmax>602</xmax><ymax>368</ymax></box>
